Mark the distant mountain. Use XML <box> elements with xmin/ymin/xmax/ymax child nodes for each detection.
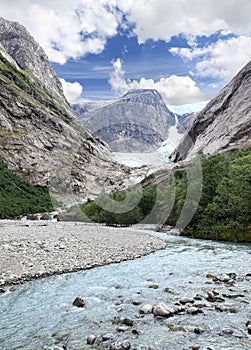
<box><xmin>0</xmin><ymin>17</ymin><xmax>129</xmax><ymax>205</ymax></box>
<box><xmin>171</xmin><ymin>60</ymin><xmax>251</xmax><ymax>162</ymax></box>
<box><xmin>177</xmin><ymin>112</ymin><xmax>197</xmax><ymax>133</ymax></box>
<box><xmin>73</xmin><ymin>89</ymin><xmax>176</xmax><ymax>152</ymax></box>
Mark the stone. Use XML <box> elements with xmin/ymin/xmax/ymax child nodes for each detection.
<box><xmin>123</xmin><ymin>317</ymin><xmax>134</xmax><ymax>326</ymax></box>
<box><xmin>152</xmin><ymin>303</ymin><xmax>174</xmax><ymax>317</ymax></box>
<box><xmin>186</xmin><ymin>307</ymin><xmax>202</xmax><ymax>315</ymax></box>
<box><xmin>206</xmin><ymin>273</ymin><xmax>217</xmax><ymax>279</ymax></box>
<box><xmin>109</xmin><ymin>341</ymin><xmax>131</xmax><ymax>350</ymax></box>
<box><xmin>180</xmin><ymin>297</ymin><xmax>194</xmax><ymax>305</ymax></box>
<box><xmin>139</xmin><ymin>304</ymin><xmax>153</xmax><ymax>314</ymax></box>
<box><xmin>247</xmin><ymin>325</ymin><xmax>251</xmax><ymax>334</ymax></box>
<box><xmin>72</xmin><ymin>297</ymin><xmax>85</xmax><ymax>308</ymax></box>
<box><xmin>220</xmin><ymin>274</ymin><xmax>231</xmax><ymax>283</ymax></box>
<box><xmin>102</xmin><ymin>333</ymin><xmax>115</xmax><ymax>341</ymax></box>
<box><xmin>87</xmin><ymin>334</ymin><xmax>96</xmax><ymax>345</ymax></box>
<box><xmin>116</xmin><ymin>326</ymin><xmax>128</xmax><ymax>332</ymax></box>
<box><xmin>132</xmin><ymin>300</ymin><xmax>141</xmax><ymax>306</ymax></box>
<box><xmin>189</xmin><ymin>345</ymin><xmax>200</xmax><ymax>350</ymax></box>
<box><xmin>148</xmin><ymin>284</ymin><xmax>159</xmax><ymax>289</ymax></box>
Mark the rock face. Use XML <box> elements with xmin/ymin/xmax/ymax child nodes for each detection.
<box><xmin>73</xmin><ymin>89</ymin><xmax>176</xmax><ymax>152</ymax></box>
<box><xmin>0</xmin><ymin>17</ymin><xmax>129</xmax><ymax>204</ymax></box>
<box><xmin>177</xmin><ymin>112</ymin><xmax>197</xmax><ymax>133</ymax></box>
<box><xmin>171</xmin><ymin>60</ymin><xmax>251</xmax><ymax>161</ymax></box>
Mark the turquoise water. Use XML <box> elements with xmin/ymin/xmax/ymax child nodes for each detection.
<box><xmin>1</xmin><ymin>233</ymin><xmax>251</xmax><ymax>350</ymax></box>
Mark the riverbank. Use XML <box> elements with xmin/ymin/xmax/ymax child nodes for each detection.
<box><xmin>0</xmin><ymin>221</ymin><xmax>166</xmax><ymax>287</ymax></box>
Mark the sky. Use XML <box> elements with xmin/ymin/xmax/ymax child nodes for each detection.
<box><xmin>1</xmin><ymin>0</ymin><xmax>251</xmax><ymax>114</ymax></box>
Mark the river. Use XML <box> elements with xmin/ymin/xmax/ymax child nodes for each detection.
<box><xmin>1</xmin><ymin>232</ymin><xmax>251</xmax><ymax>350</ymax></box>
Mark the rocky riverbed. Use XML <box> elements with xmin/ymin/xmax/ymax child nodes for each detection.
<box><xmin>0</xmin><ymin>221</ymin><xmax>166</xmax><ymax>287</ymax></box>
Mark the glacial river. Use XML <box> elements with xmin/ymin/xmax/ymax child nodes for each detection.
<box><xmin>1</xmin><ymin>232</ymin><xmax>251</xmax><ymax>350</ymax></box>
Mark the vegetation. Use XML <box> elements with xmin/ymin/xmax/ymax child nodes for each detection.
<box><xmin>0</xmin><ymin>160</ymin><xmax>53</xmax><ymax>219</ymax></box>
<box><xmin>79</xmin><ymin>148</ymin><xmax>251</xmax><ymax>241</ymax></box>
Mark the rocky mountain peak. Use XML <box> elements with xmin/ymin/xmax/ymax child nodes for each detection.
<box><xmin>0</xmin><ymin>17</ymin><xmax>65</xmax><ymax>101</ymax></box>
<box><xmin>74</xmin><ymin>89</ymin><xmax>176</xmax><ymax>152</ymax></box>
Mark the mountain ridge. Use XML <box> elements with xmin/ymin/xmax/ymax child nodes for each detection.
<box><xmin>73</xmin><ymin>89</ymin><xmax>176</xmax><ymax>152</ymax></box>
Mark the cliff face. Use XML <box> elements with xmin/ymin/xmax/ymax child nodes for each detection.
<box><xmin>0</xmin><ymin>17</ymin><xmax>130</xmax><ymax>205</ymax></box>
<box><xmin>73</xmin><ymin>89</ymin><xmax>176</xmax><ymax>152</ymax></box>
<box><xmin>171</xmin><ymin>60</ymin><xmax>251</xmax><ymax>162</ymax></box>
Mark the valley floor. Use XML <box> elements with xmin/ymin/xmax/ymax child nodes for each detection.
<box><xmin>0</xmin><ymin>221</ymin><xmax>166</xmax><ymax>287</ymax></box>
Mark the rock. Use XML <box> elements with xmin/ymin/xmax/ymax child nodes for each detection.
<box><xmin>206</xmin><ymin>291</ymin><xmax>225</xmax><ymax>302</ymax></box>
<box><xmin>132</xmin><ymin>300</ymin><xmax>141</xmax><ymax>306</ymax></box>
<box><xmin>180</xmin><ymin>297</ymin><xmax>194</xmax><ymax>305</ymax></box>
<box><xmin>194</xmin><ymin>294</ymin><xmax>203</xmax><ymax>300</ymax></box>
<box><xmin>186</xmin><ymin>307</ymin><xmax>202</xmax><ymax>315</ymax></box>
<box><xmin>87</xmin><ymin>334</ymin><xmax>96</xmax><ymax>345</ymax></box>
<box><xmin>122</xmin><ymin>317</ymin><xmax>134</xmax><ymax>326</ymax></box>
<box><xmin>40</xmin><ymin>213</ymin><xmax>51</xmax><ymax>220</ymax></box>
<box><xmin>0</xmin><ymin>288</ymin><xmax>5</xmax><ymax>293</ymax></box>
<box><xmin>26</xmin><ymin>214</ymin><xmax>39</xmax><ymax>221</ymax></box>
<box><xmin>221</xmin><ymin>328</ymin><xmax>234</xmax><ymax>335</ymax></box>
<box><xmin>102</xmin><ymin>333</ymin><xmax>115</xmax><ymax>341</ymax></box>
<box><xmin>116</xmin><ymin>326</ymin><xmax>128</xmax><ymax>332</ymax></box>
<box><xmin>109</xmin><ymin>341</ymin><xmax>131</xmax><ymax>350</ymax></box>
<box><xmin>206</xmin><ymin>273</ymin><xmax>217</xmax><ymax>279</ymax></box>
<box><xmin>220</xmin><ymin>274</ymin><xmax>231</xmax><ymax>283</ymax></box>
<box><xmin>189</xmin><ymin>345</ymin><xmax>200</xmax><ymax>350</ymax></box>
<box><xmin>152</xmin><ymin>303</ymin><xmax>174</xmax><ymax>317</ymax></box>
<box><xmin>139</xmin><ymin>304</ymin><xmax>153</xmax><ymax>314</ymax></box>
<box><xmin>148</xmin><ymin>284</ymin><xmax>159</xmax><ymax>289</ymax></box>
<box><xmin>164</xmin><ymin>287</ymin><xmax>176</xmax><ymax>294</ymax></box>
<box><xmin>72</xmin><ymin>297</ymin><xmax>85</xmax><ymax>308</ymax></box>
<box><xmin>194</xmin><ymin>328</ymin><xmax>204</xmax><ymax>334</ymax></box>
<box><xmin>247</xmin><ymin>325</ymin><xmax>251</xmax><ymax>334</ymax></box>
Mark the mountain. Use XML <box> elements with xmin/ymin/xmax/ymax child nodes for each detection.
<box><xmin>171</xmin><ymin>60</ymin><xmax>251</xmax><ymax>162</ymax></box>
<box><xmin>73</xmin><ymin>89</ymin><xmax>176</xmax><ymax>152</ymax></box>
<box><xmin>177</xmin><ymin>112</ymin><xmax>197</xmax><ymax>133</ymax></box>
<box><xmin>0</xmin><ymin>17</ymin><xmax>131</xmax><ymax>205</ymax></box>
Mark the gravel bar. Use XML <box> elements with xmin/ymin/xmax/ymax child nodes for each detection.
<box><xmin>0</xmin><ymin>221</ymin><xmax>166</xmax><ymax>287</ymax></box>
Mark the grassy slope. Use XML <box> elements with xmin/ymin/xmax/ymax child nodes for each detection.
<box><xmin>0</xmin><ymin>161</ymin><xmax>53</xmax><ymax>219</ymax></box>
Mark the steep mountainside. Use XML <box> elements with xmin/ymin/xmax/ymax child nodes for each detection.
<box><xmin>73</xmin><ymin>89</ymin><xmax>176</xmax><ymax>152</ymax></box>
<box><xmin>171</xmin><ymin>60</ymin><xmax>251</xmax><ymax>161</ymax></box>
<box><xmin>177</xmin><ymin>112</ymin><xmax>197</xmax><ymax>133</ymax></box>
<box><xmin>0</xmin><ymin>17</ymin><xmax>131</xmax><ymax>205</ymax></box>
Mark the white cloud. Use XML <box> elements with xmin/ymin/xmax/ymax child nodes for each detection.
<box><xmin>171</xmin><ymin>36</ymin><xmax>251</xmax><ymax>82</ymax></box>
<box><xmin>0</xmin><ymin>0</ymin><xmax>120</xmax><ymax>64</ymax></box>
<box><xmin>118</xmin><ymin>0</ymin><xmax>251</xmax><ymax>43</ymax></box>
<box><xmin>1</xmin><ymin>0</ymin><xmax>251</xmax><ymax>66</ymax></box>
<box><xmin>59</xmin><ymin>78</ymin><xmax>83</xmax><ymax>103</ymax></box>
<box><xmin>109</xmin><ymin>58</ymin><xmax>204</xmax><ymax>105</ymax></box>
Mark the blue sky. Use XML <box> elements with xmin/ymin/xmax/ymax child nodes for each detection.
<box><xmin>1</xmin><ymin>0</ymin><xmax>251</xmax><ymax>113</ymax></box>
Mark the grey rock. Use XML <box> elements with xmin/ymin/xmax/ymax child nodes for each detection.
<box><xmin>171</xmin><ymin>60</ymin><xmax>251</xmax><ymax>162</ymax></box>
<box><xmin>109</xmin><ymin>341</ymin><xmax>131</xmax><ymax>350</ymax></box>
<box><xmin>102</xmin><ymin>333</ymin><xmax>115</xmax><ymax>341</ymax></box>
<box><xmin>152</xmin><ymin>303</ymin><xmax>174</xmax><ymax>317</ymax></box>
<box><xmin>72</xmin><ymin>297</ymin><xmax>85</xmax><ymax>308</ymax></box>
<box><xmin>139</xmin><ymin>304</ymin><xmax>153</xmax><ymax>314</ymax></box>
<box><xmin>122</xmin><ymin>317</ymin><xmax>134</xmax><ymax>326</ymax></box>
<box><xmin>73</xmin><ymin>89</ymin><xmax>176</xmax><ymax>152</ymax></box>
<box><xmin>179</xmin><ymin>297</ymin><xmax>194</xmax><ymax>305</ymax></box>
<box><xmin>86</xmin><ymin>334</ymin><xmax>96</xmax><ymax>345</ymax></box>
